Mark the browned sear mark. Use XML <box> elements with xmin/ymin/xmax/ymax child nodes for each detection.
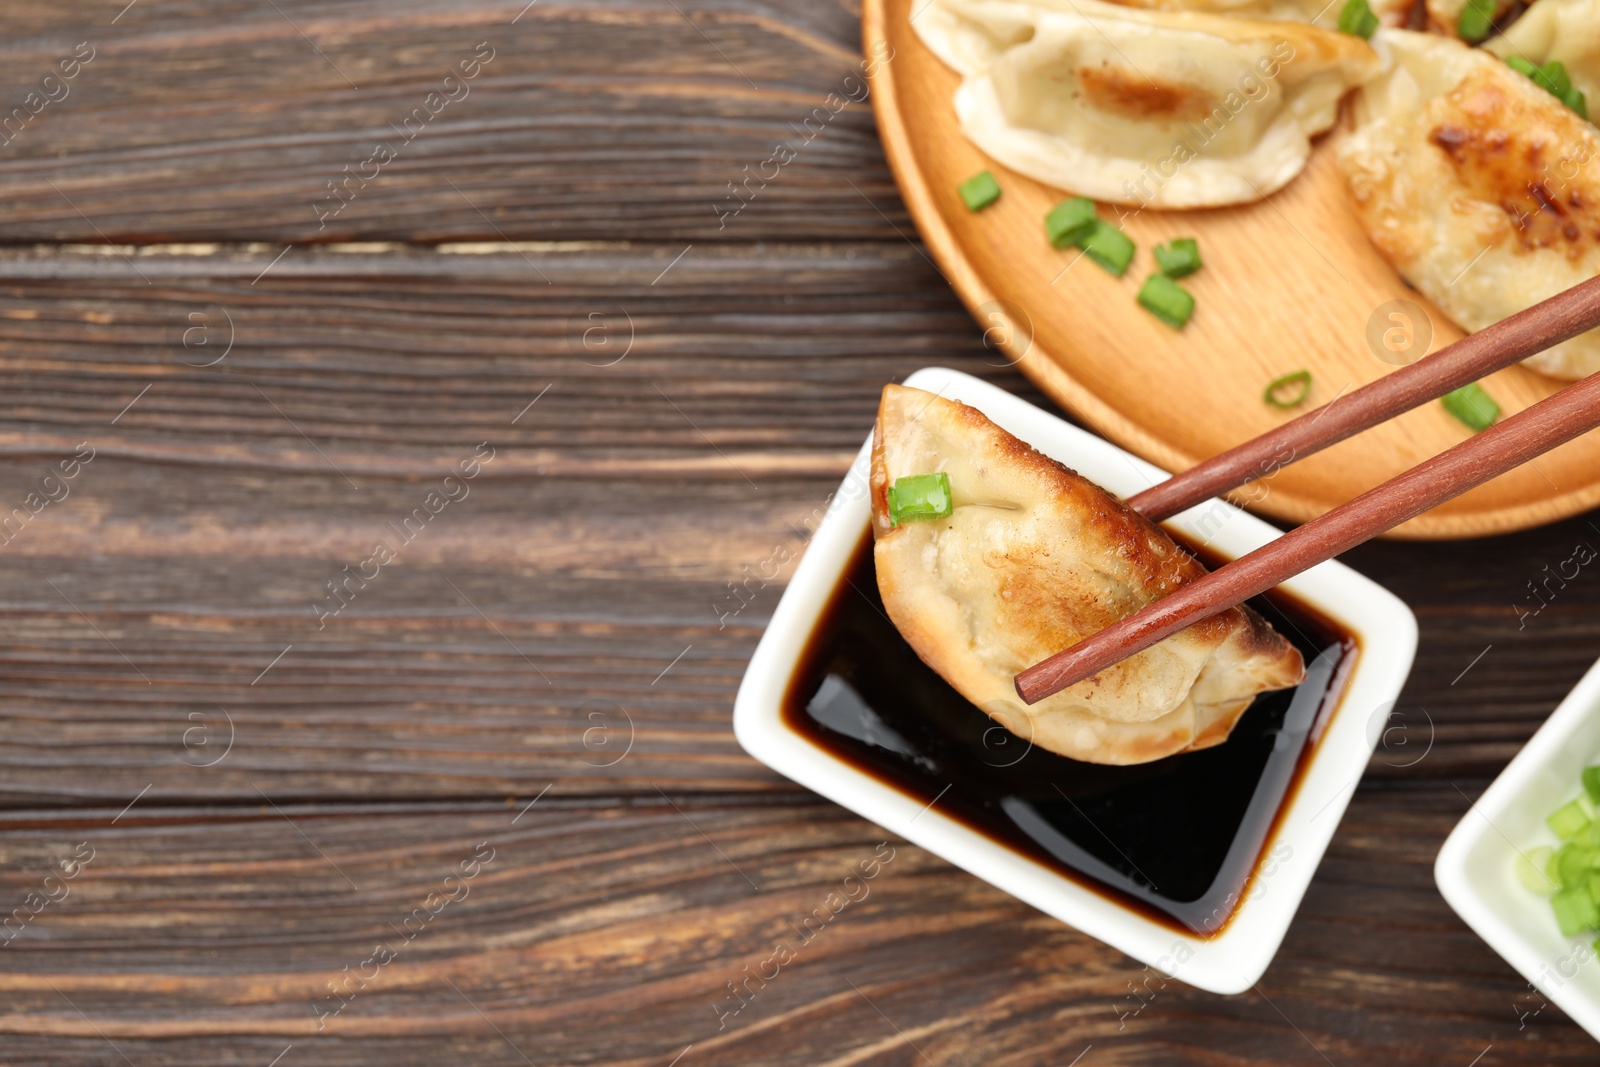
<box><xmin>1427</xmin><ymin>71</ymin><xmax>1600</xmax><ymax>257</ymax></box>
<box><xmin>1075</xmin><ymin>65</ymin><xmax>1212</xmax><ymax>122</ymax></box>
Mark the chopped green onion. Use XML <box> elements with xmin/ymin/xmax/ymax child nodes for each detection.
<box><xmin>1566</xmin><ymin>87</ymin><xmax>1589</xmax><ymax>120</ymax></box>
<box><xmin>1457</xmin><ymin>0</ymin><xmax>1496</xmax><ymax>42</ymax></box>
<box><xmin>1046</xmin><ymin>197</ymin><xmax>1099</xmax><ymax>249</ymax></box>
<box><xmin>1518</xmin><ymin>845</ymin><xmax>1558</xmax><ymax>895</ymax></box>
<box><xmin>1153</xmin><ymin>237</ymin><xmax>1202</xmax><ymax>278</ymax></box>
<box><xmin>1553</xmin><ymin>886</ymin><xmax>1599</xmax><ymax>936</ymax></box>
<box><xmin>1584</xmin><ymin>767</ymin><xmax>1600</xmax><ymax>805</ymax></box>
<box><xmin>1551</xmin><ymin>798</ymin><xmax>1593</xmax><ymax>841</ymax></box>
<box><xmin>1519</xmin><ymin>779</ymin><xmax>1600</xmax><ymax>938</ymax></box>
<box><xmin>1556</xmin><ymin>842</ymin><xmax>1598</xmax><ymax>887</ymax></box>
<box><xmin>1505</xmin><ymin>55</ymin><xmax>1539</xmax><ymax>80</ymax></box>
<box><xmin>1505</xmin><ymin>57</ymin><xmax>1591</xmax><ymax>118</ymax></box>
<box><xmin>1264</xmin><ymin>370</ymin><xmax>1312</xmax><ymax>409</ymax></box>
<box><xmin>958</xmin><ymin>170</ymin><xmax>1002</xmax><ymax>212</ymax></box>
<box><xmin>1337</xmin><ymin>0</ymin><xmax>1380</xmax><ymax>38</ymax></box>
<box><xmin>1137</xmin><ymin>274</ymin><xmax>1194</xmax><ymax>329</ymax></box>
<box><xmin>1557</xmin><ymin>884</ymin><xmax>1600</xmax><ymax>934</ymax></box>
<box><xmin>887</xmin><ymin>472</ymin><xmax>953</xmax><ymax>526</ymax></box>
<box><xmin>1044</xmin><ymin>200</ymin><xmax>1135</xmax><ymax>274</ymax></box>
<box><xmin>1081</xmin><ymin>220</ymin><xmax>1136</xmax><ymax>276</ymax></box>
<box><xmin>1537</xmin><ymin>61</ymin><xmax>1574</xmax><ymax>99</ymax></box>
<box><xmin>1442</xmin><ymin>382</ymin><xmax>1500</xmax><ymax>432</ymax></box>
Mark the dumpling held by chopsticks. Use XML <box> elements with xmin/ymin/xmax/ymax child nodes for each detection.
<box><xmin>870</xmin><ymin>385</ymin><xmax>1304</xmax><ymax>766</ymax></box>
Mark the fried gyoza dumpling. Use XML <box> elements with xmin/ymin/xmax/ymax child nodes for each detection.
<box><xmin>1486</xmin><ymin>0</ymin><xmax>1600</xmax><ymax>104</ymax></box>
<box><xmin>912</xmin><ymin>0</ymin><xmax>1381</xmax><ymax>207</ymax></box>
<box><xmin>869</xmin><ymin>385</ymin><xmax>1305</xmax><ymax>766</ymax></box>
<box><xmin>1337</xmin><ymin>30</ymin><xmax>1600</xmax><ymax>380</ymax></box>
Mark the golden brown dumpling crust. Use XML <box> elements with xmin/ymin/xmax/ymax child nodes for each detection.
<box><xmin>870</xmin><ymin>385</ymin><xmax>1305</xmax><ymax>766</ymax></box>
<box><xmin>1338</xmin><ymin>30</ymin><xmax>1600</xmax><ymax>380</ymax></box>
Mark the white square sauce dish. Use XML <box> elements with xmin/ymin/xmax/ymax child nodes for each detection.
<box><xmin>1437</xmin><ymin>654</ymin><xmax>1600</xmax><ymax>1042</ymax></box>
<box><xmin>733</xmin><ymin>367</ymin><xmax>1418</xmax><ymax>994</ymax></box>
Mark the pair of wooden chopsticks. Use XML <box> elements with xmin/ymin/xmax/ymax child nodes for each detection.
<box><xmin>1014</xmin><ymin>276</ymin><xmax>1600</xmax><ymax>707</ymax></box>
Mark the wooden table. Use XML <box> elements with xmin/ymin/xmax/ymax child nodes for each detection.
<box><xmin>1</xmin><ymin>2</ymin><xmax>1596</xmax><ymax>1063</ymax></box>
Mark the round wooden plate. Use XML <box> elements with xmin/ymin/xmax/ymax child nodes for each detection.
<box><xmin>862</xmin><ymin>0</ymin><xmax>1600</xmax><ymax>539</ymax></box>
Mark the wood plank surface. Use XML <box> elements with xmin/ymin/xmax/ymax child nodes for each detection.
<box><xmin>0</xmin><ymin>0</ymin><xmax>903</xmax><ymax>243</ymax></box>
<box><xmin>0</xmin><ymin>0</ymin><xmax>1597</xmax><ymax>1063</ymax></box>
<box><xmin>0</xmin><ymin>790</ymin><xmax>1592</xmax><ymax>1066</ymax></box>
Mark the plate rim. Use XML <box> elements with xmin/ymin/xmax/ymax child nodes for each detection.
<box><xmin>859</xmin><ymin>0</ymin><xmax>1600</xmax><ymax>540</ymax></box>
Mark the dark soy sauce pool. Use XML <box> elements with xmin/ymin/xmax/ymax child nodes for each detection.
<box><xmin>782</xmin><ymin>532</ymin><xmax>1358</xmax><ymax>936</ymax></box>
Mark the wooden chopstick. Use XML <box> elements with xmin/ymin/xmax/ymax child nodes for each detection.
<box><xmin>1126</xmin><ymin>275</ymin><xmax>1600</xmax><ymax>522</ymax></box>
<box><xmin>1015</xmin><ymin>368</ymin><xmax>1600</xmax><ymax>706</ymax></box>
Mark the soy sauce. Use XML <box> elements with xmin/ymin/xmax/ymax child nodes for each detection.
<box><xmin>782</xmin><ymin>533</ymin><xmax>1358</xmax><ymax>936</ymax></box>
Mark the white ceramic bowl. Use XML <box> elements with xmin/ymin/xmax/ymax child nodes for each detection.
<box><xmin>733</xmin><ymin>367</ymin><xmax>1418</xmax><ymax>993</ymax></box>
<box><xmin>1437</xmin><ymin>655</ymin><xmax>1600</xmax><ymax>1041</ymax></box>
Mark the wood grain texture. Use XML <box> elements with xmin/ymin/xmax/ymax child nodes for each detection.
<box><xmin>864</xmin><ymin>0</ymin><xmax>1600</xmax><ymax>537</ymax></box>
<box><xmin>0</xmin><ymin>244</ymin><xmax>981</xmax><ymax>804</ymax></box>
<box><xmin>0</xmin><ymin>790</ymin><xmax>1595</xmax><ymax>1065</ymax></box>
<box><xmin>0</xmin><ymin>0</ymin><xmax>1597</xmax><ymax>1062</ymax></box>
<box><xmin>0</xmin><ymin>0</ymin><xmax>903</xmax><ymax>243</ymax></box>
